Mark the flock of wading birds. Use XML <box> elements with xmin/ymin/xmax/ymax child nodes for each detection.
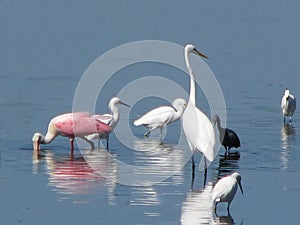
<box><xmin>32</xmin><ymin>44</ymin><xmax>296</xmax><ymax>213</ymax></box>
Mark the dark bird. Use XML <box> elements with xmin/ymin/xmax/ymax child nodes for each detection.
<box><xmin>213</xmin><ymin>115</ymin><xmax>241</xmax><ymax>154</ymax></box>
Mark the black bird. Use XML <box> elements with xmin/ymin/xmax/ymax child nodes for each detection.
<box><xmin>213</xmin><ymin>115</ymin><xmax>241</xmax><ymax>154</ymax></box>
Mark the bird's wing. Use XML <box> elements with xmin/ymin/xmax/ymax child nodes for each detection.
<box><xmin>281</xmin><ymin>95</ymin><xmax>287</xmax><ymax>109</ymax></box>
<box><xmin>92</xmin><ymin>114</ymin><xmax>112</xmax><ymax>125</ymax></box>
<box><xmin>53</xmin><ymin>112</ymin><xmax>112</xmax><ymax>136</ymax></box>
<box><xmin>225</xmin><ymin>128</ymin><xmax>241</xmax><ymax>147</ymax></box>
<box><xmin>211</xmin><ymin>177</ymin><xmax>234</xmax><ymax>202</ymax></box>
<box><xmin>134</xmin><ymin>106</ymin><xmax>174</xmax><ymax>126</ymax></box>
<box><xmin>182</xmin><ymin>104</ymin><xmax>215</xmax><ymax>162</ymax></box>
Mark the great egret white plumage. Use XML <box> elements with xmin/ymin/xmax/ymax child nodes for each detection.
<box><xmin>213</xmin><ymin>115</ymin><xmax>240</xmax><ymax>154</ymax></box>
<box><xmin>32</xmin><ymin>112</ymin><xmax>112</xmax><ymax>154</ymax></box>
<box><xmin>210</xmin><ymin>172</ymin><xmax>243</xmax><ymax>212</ymax></box>
<box><xmin>134</xmin><ymin>98</ymin><xmax>186</xmax><ymax>138</ymax></box>
<box><xmin>281</xmin><ymin>88</ymin><xmax>296</xmax><ymax>123</ymax></box>
<box><xmin>85</xmin><ymin>97</ymin><xmax>130</xmax><ymax>149</ymax></box>
<box><xmin>181</xmin><ymin>44</ymin><xmax>216</xmax><ymax>174</ymax></box>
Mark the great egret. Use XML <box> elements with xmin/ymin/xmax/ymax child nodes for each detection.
<box><xmin>181</xmin><ymin>44</ymin><xmax>216</xmax><ymax>176</ymax></box>
<box><xmin>212</xmin><ymin>115</ymin><xmax>240</xmax><ymax>154</ymax></box>
<box><xmin>85</xmin><ymin>97</ymin><xmax>130</xmax><ymax>149</ymax></box>
<box><xmin>281</xmin><ymin>88</ymin><xmax>296</xmax><ymax>123</ymax></box>
<box><xmin>133</xmin><ymin>98</ymin><xmax>186</xmax><ymax>139</ymax></box>
<box><xmin>210</xmin><ymin>172</ymin><xmax>243</xmax><ymax>213</ymax></box>
<box><xmin>32</xmin><ymin>112</ymin><xmax>112</xmax><ymax>154</ymax></box>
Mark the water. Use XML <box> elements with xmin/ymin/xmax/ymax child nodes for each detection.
<box><xmin>1</xmin><ymin>1</ymin><xmax>300</xmax><ymax>224</ymax></box>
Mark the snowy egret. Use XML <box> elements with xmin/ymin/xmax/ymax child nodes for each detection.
<box><xmin>213</xmin><ymin>115</ymin><xmax>240</xmax><ymax>154</ymax></box>
<box><xmin>181</xmin><ymin>44</ymin><xmax>216</xmax><ymax>175</ymax></box>
<box><xmin>133</xmin><ymin>98</ymin><xmax>186</xmax><ymax>139</ymax></box>
<box><xmin>281</xmin><ymin>88</ymin><xmax>296</xmax><ymax>123</ymax></box>
<box><xmin>211</xmin><ymin>172</ymin><xmax>243</xmax><ymax>213</ymax></box>
<box><xmin>85</xmin><ymin>97</ymin><xmax>130</xmax><ymax>149</ymax></box>
<box><xmin>32</xmin><ymin>112</ymin><xmax>112</xmax><ymax>154</ymax></box>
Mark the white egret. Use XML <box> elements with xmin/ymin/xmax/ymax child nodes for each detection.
<box><xmin>133</xmin><ymin>98</ymin><xmax>186</xmax><ymax>139</ymax></box>
<box><xmin>281</xmin><ymin>88</ymin><xmax>296</xmax><ymax>123</ymax></box>
<box><xmin>212</xmin><ymin>115</ymin><xmax>241</xmax><ymax>155</ymax></box>
<box><xmin>181</xmin><ymin>44</ymin><xmax>216</xmax><ymax>175</ymax></box>
<box><xmin>85</xmin><ymin>97</ymin><xmax>130</xmax><ymax>149</ymax></box>
<box><xmin>210</xmin><ymin>172</ymin><xmax>243</xmax><ymax>213</ymax></box>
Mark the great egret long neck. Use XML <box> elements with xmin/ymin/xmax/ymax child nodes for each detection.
<box><xmin>185</xmin><ymin>49</ymin><xmax>196</xmax><ymax>105</ymax></box>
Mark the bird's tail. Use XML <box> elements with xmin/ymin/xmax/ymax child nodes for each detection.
<box><xmin>133</xmin><ymin>119</ymin><xmax>142</xmax><ymax>126</ymax></box>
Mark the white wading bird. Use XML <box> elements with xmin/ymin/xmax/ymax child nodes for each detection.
<box><xmin>133</xmin><ymin>98</ymin><xmax>186</xmax><ymax>139</ymax></box>
<box><xmin>210</xmin><ymin>172</ymin><xmax>243</xmax><ymax>213</ymax></box>
<box><xmin>181</xmin><ymin>44</ymin><xmax>216</xmax><ymax>176</ymax></box>
<box><xmin>85</xmin><ymin>97</ymin><xmax>130</xmax><ymax>149</ymax></box>
<box><xmin>281</xmin><ymin>88</ymin><xmax>296</xmax><ymax>123</ymax></box>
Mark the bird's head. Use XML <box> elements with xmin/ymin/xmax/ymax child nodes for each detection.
<box><xmin>172</xmin><ymin>98</ymin><xmax>187</xmax><ymax>112</ymax></box>
<box><xmin>185</xmin><ymin>44</ymin><xmax>208</xmax><ymax>59</ymax></box>
<box><xmin>32</xmin><ymin>132</ymin><xmax>42</xmax><ymax>151</ymax></box>
<box><xmin>212</xmin><ymin>115</ymin><xmax>220</xmax><ymax>127</ymax></box>
<box><xmin>109</xmin><ymin>97</ymin><xmax>130</xmax><ymax>110</ymax></box>
<box><xmin>232</xmin><ymin>172</ymin><xmax>243</xmax><ymax>195</ymax></box>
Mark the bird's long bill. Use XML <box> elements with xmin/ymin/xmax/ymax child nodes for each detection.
<box><xmin>193</xmin><ymin>48</ymin><xmax>209</xmax><ymax>59</ymax></box>
<box><xmin>238</xmin><ymin>181</ymin><xmax>244</xmax><ymax>195</ymax></box>
<box><xmin>120</xmin><ymin>101</ymin><xmax>130</xmax><ymax>107</ymax></box>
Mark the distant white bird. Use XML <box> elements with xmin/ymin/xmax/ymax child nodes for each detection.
<box><xmin>211</xmin><ymin>172</ymin><xmax>243</xmax><ymax>213</ymax></box>
<box><xmin>134</xmin><ymin>98</ymin><xmax>186</xmax><ymax>138</ymax></box>
<box><xmin>281</xmin><ymin>88</ymin><xmax>296</xmax><ymax>123</ymax></box>
<box><xmin>85</xmin><ymin>97</ymin><xmax>130</xmax><ymax>149</ymax></box>
<box><xmin>181</xmin><ymin>44</ymin><xmax>216</xmax><ymax>174</ymax></box>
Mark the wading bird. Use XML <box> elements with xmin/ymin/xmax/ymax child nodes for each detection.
<box><xmin>85</xmin><ymin>97</ymin><xmax>130</xmax><ymax>149</ymax></box>
<box><xmin>211</xmin><ymin>172</ymin><xmax>243</xmax><ymax>213</ymax></box>
<box><xmin>134</xmin><ymin>98</ymin><xmax>186</xmax><ymax>139</ymax></box>
<box><xmin>281</xmin><ymin>88</ymin><xmax>296</xmax><ymax>123</ymax></box>
<box><xmin>181</xmin><ymin>44</ymin><xmax>215</xmax><ymax>179</ymax></box>
<box><xmin>32</xmin><ymin>112</ymin><xmax>112</xmax><ymax>154</ymax></box>
<box><xmin>212</xmin><ymin>115</ymin><xmax>240</xmax><ymax>155</ymax></box>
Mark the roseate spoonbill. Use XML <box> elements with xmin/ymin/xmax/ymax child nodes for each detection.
<box><xmin>211</xmin><ymin>172</ymin><xmax>243</xmax><ymax>213</ymax></box>
<box><xmin>133</xmin><ymin>98</ymin><xmax>186</xmax><ymax>139</ymax></box>
<box><xmin>181</xmin><ymin>44</ymin><xmax>215</xmax><ymax>177</ymax></box>
<box><xmin>32</xmin><ymin>112</ymin><xmax>112</xmax><ymax>154</ymax></box>
<box><xmin>85</xmin><ymin>97</ymin><xmax>130</xmax><ymax>149</ymax></box>
<box><xmin>281</xmin><ymin>88</ymin><xmax>296</xmax><ymax>123</ymax></box>
<box><xmin>212</xmin><ymin>115</ymin><xmax>240</xmax><ymax>154</ymax></box>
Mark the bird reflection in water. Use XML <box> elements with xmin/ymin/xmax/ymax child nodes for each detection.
<box><xmin>181</xmin><ymin>182</ymin><xmax>214</xmax><ymax>225</ymax></box>
<box><xmin>216</xmin><ymin>152</ymin><xmax>241</xmax><ymax>181</ymax></box>
<box><xmin>132</xmin><ymin>139</ymin><xmax>188</xmax><ymax>186</ymax></box>
<box><xmin>32</xmin><ymin>150</ymin><xmax>117</xmax><ymax>203</ymax></box>
<box><xmin>280</xmin><ymin>123</ymin><xmax>296</xmax><ymax>171</ymax></box>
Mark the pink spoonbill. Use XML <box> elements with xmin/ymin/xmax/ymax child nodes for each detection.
<box><xmin>32</xmin><ymin>112</ymin><xmax>112</xmax><ymax>154</ymax></box>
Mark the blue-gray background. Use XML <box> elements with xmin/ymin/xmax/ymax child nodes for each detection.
<box><xmin>0</xmin><ymin>1</ymin><xmax>299</xmax><ymax>224</ymax></box>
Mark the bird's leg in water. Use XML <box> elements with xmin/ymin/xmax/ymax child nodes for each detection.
<box><xmin>144</xmin><ymin>130</ymin><xmax>151</xmax><ymax>137</ymax></box>
<box><xmin>106</xmin><ymin>135</ymin><xmax>109</xmax><ymax>149</ymax></box>
<box><xmin>80</xmin><ymin>137</ymin><xmax>95</xmax><ymax>150</ymax></box>
<box><xmin>192</xmin><ymin>154</ymin><xmax>195</xmax><ymax>179</ymax></box>
<box><xmin>69</xmin><ymin>137</ymin><xmax>74</xmax><ymax>155</ymax></box>
<box><xmin>203</xmin><ymin>157</ymin><xmax>207</xmax><ymax>186</ymax></box>
<box><xmin>227</xmin><ymin>203</ymin><xmax>231</xmax><ymax>214</ymax></box>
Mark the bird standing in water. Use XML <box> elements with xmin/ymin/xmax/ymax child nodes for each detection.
<box><xmin>181</xmin><ymin>44</ymin><xmax>216</xmax><ymax>180</ymax></box>
<box><xmin>134</xmin><ymin>98</ymin><xmax>186</xmax><ymax>140</ymax></box>
<box><xmin>85</xmin><ymin>97</ymin><xmax>130</xmax><ymax>149</ymax></box>
<box><xmin>281</xmin><ymin>88</ymin><xmax>296</xmax><ymax>123</ymax></box>
<box><xmin>212</xmin><ymin>115</ymin><xmax>240</xmax><ymax>155</ymax></box>
<box><xmin>211</xmin><ymin>172</ymin><xmax>243</xmax><ymax>213</ymax></box>
<box><xmin>32</xmin><ymin>112</ymin><xmax>112</xmax><ymax>155</ymax></box>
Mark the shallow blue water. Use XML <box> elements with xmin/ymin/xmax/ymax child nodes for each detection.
<box><xmin>1</xmin><ymin>1</ymin><xmax>300</xmax><ymax>225</ymax></box>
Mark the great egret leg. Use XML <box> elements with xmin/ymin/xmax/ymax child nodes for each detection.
<box><xmin>106</xmin><ymin>135</ymin><xmax>109</xmax><ymax>149</ymax></box>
